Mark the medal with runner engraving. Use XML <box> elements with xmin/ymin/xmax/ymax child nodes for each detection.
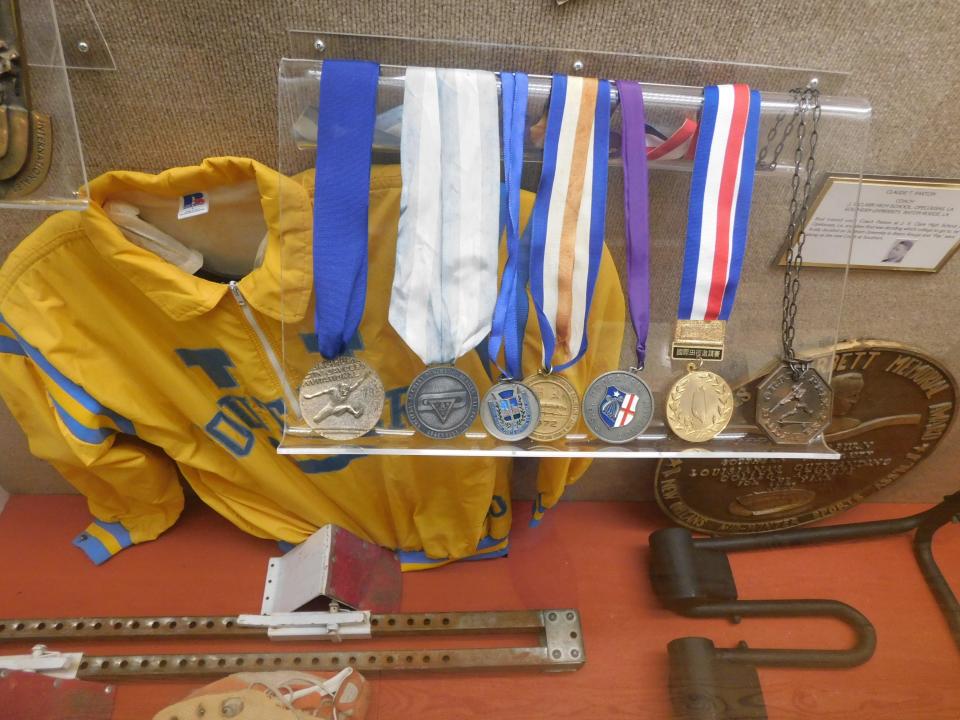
<box><xmin>480</xmin><ymin>72</ymin><xmax>540</xmax><ymax>442</ymax></box>
<box><xmin>756</xmin><ymin>85</ymin><xmax>832</xmax><ymax>444</ymax></box>
<box><xmin>666</xmin><ymin>84</ymin><xmax>762</xmax><ymax>442</ymax></box>
<box><xmin>656</xmin><ymin>341</ymin><xmax>956</xmax><ymax>533</ymax></box>
<box><xmin>527</xmin><ymin>74</ymin><xmax>612</xmax><ymax>442</ymax></box>
<box><xmin>583</xmin><ymin>80</ymin><xmax>653</xmax><ymax>443</ymax></box>
<box><xmin>300</xmin><ymin>59</ymin><xmax>384</xmax><ymax>440</ymax></box>
<box><xmin>300</xmin><ymin>356</ymin><xmax>384</xmax><ymax>439</ymax></box>
<box><xmin>389</xmin><ymin>67</ymin><xmax>501</xmax><ymax>439</ymax></box>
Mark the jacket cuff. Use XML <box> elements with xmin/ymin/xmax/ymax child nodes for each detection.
<box><xmin>73</xmin><ymin>519</ymin><xmax>133</xmax><ymax>565</ymax></box>
<box><xmin>530</xmin><ymin>493</ymin><xmax>548</xmax><ymax>528</ymax></box>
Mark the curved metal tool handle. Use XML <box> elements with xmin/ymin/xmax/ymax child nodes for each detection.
<box><xmin>685</xmin><ymin>599</ymin><xmax>876</xmax><ymax>668</ymax></box>
<box><xmin>693</xmin><ymin>491</ymin><xmax>960</xmax><ymax>553</ymax></box>
<box><xmin>913</xmin><ymin>495</ymin><xmax>960</xmax><ymax>652</ymax></box>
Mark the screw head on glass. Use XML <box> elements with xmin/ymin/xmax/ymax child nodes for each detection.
<box><xmin>76</xmin><ymin>40</ymin><xmax>90</xmax><ymax>53</ymax></box>
<box><xmin>314</xmin><ymin>38</ymin><xmax>326</xmax><ymax>52</ymax></box>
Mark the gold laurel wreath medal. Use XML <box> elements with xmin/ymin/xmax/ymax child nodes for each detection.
<box><xmin>665</xmin><ymin>362</ymin><xmax>734</xmax><ymax>443</ymax></box>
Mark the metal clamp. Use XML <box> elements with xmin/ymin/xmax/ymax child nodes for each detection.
<box><xmin>0</xmin><ymin>645</ymin><xmax>83</xmax><ymax>679</ymax></box>
<box><xmin>237</xmin><ymin>606</ymin><xmax>372</xmax><ymax>642</ymax></box>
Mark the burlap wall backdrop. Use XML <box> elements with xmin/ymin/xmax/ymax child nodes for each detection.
<box><xmin>1</xmin><ymin>0</ymin><xmax>958</xmax><ymax>504</ymax></box>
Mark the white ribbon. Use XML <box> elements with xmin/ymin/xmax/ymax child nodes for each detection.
<box><xmin>390</xmin><ymin>67</ymin><xmax>501</xmax><ymax>365</ymax></box>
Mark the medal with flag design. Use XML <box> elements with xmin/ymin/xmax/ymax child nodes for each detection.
<box><xmin>583</xmin><ymin>80</ymin><xmax>654</xmax><ymax>444</ymax></box>
<box><xmin>606</xmin><ymin>387</ymin><xmax>639</xmax><ymax>427</ymax></box>
<box><xmin>666</xmin><ymin>83</ymin><xmax>761</xmax><ymax>443</ymax></box>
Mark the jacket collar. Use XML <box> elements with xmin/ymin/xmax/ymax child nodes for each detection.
<box><xmin>81</xmin><ymin>157</ymin><xmax>313</xmax><ymax>323</ymax></box>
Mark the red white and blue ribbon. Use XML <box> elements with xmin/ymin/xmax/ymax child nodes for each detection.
<box><xmin>646</xmin><ymin>117</ymin><xmax>698</xmax><ymax>161</ymax></box>
<box><xmin>678</xmin><ymin>84</ymin><xmax>761</xmax><ymax>322</ymax></box>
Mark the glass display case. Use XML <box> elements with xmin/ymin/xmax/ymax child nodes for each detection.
<box><xmin>276</xmin><ymin>33</ymin><xmax>872</xmax><ymax>460</ymax></box>
<box><xmin>0</xmin><ymin>0</ymin><xmax>97</xmax><ymax>210</ymax></box>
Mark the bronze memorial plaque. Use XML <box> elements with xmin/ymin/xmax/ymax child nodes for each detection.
<box><xmin>654</xmin><ymin>341</ymin><xmax>956</xmax><ymax>534</ymax></box>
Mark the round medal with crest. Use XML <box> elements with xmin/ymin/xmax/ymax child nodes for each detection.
<box><xmin>405</xmin><ymin>366</ymin><xmax>480</xmax><ymax>440</ymax></box>
<box><xmin>480</xmin><ymin>380</ymin><xmax>541</xmax><ymax>442</ymax></box>
<box><xmin>583</xmin><ymin>370</ymin><xmax>654</xmax><ymax>443</ymax></box>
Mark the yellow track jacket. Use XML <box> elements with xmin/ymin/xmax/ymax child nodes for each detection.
<box><xmin>0</xmin><ymin>158</ymin><xmax>625</xmax><ymax>568</ymax></box>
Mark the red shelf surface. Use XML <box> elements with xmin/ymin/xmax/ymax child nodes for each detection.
<box><xmin>1</xmin><ymin>495</ymin><xmax>958</xmax><ymax>719</ymax></box>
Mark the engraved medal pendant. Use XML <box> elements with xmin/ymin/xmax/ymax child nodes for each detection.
<box><xmin>583</xmin><ymin>370</ymin><xmax>654</xmax><ymax>443</ymax></box>
<box><xmin>405</xmin><ymin>366</ymin><xmax>480</xmax><ymax>440</ymax></box>
<box><xmin>299</xmin><ymin>356</ymin><xmax>384</xmax><ymax>440</ymax></box>
<box><xmin>756</xmin><ymin>363</ymin><xmax>832</xmax><ymax>444</ymax></box>
<box><xmin>523</xmin><ymin>372</ymin><xmax>580</xmax><ymax>442</ymax></box>
<box><xmin>480</xmin><ymin>380</ymin><xmax>540</xmax><ymax>442</ymax></box>
<box><xmin>665</xmin><ymin>364</ymin><xmax>734</xmax><ymax>443</ymax></box>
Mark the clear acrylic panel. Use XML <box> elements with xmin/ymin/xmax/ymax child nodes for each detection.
<box><xmin>50</xmin><ymin>0</ymin><xmax>116</xmax><ymax>71</ymax></box>
<box><xmin>0</xmin><ymin>0</ymin><xmax>88</xmax><ymax>210</ymax></box>
<box><xmin>277</xmin><ymin>33</ymin><xmax>871</xmax><ymax>459</ymax></box>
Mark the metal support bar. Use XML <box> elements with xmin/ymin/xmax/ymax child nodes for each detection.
<box><xmin>288</xmin><ymin>60</ymin><xmax>870</xmax><ymax>174</ymax></box>
<box><xmin>689</xmin><ymin>491</ymin><xmax>960</xmax><ymax>653</ymax></box>
<box><xmin>302</xmin><ymin>68</ymin><xmax>870</xmax><ymax>120</ymax></box>
<box><xmin>0</xmin><ymin>609</ymin><xmax>585</xmax><ymax>679</ymax></box>
<box><xmin>685</xmin><ymin>600</ymin><xmax>876</xmax><ymax>668</ymax></box>
<box><xmin>913</xmin><ymin>498</ymin><xmax>960</xmax><ymax>650</ymax></box>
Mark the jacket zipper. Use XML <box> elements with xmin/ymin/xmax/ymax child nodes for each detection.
<box><xmin>228</xmin><ymin>281</ymin><xmax>300</xmax><ymax>418</ymax></box>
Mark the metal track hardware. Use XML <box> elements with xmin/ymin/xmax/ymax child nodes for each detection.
<box><xmin>0</xmin><ymin>609</ymin><xmax>585</xmax><ymax>680</ymax></box>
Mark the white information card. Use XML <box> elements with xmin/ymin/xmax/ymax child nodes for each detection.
<box><xmin>793</xmin><ymin>175</ymin><xmax>960</xmax><ymax>272</ymax></box>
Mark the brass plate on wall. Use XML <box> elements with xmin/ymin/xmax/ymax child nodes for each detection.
<box><xmin>655</xmin><ymin>341</ymin><xmax>956</xmax><ymax>534</ymax></box>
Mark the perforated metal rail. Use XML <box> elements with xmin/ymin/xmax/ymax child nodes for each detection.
<box><xmin>0</xmin><ymin>610</ymin><xmax>585</xmax><ymax>679</ymax></box>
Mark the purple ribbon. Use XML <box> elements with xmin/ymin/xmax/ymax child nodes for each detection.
<box><xmin>617</xmin><ymin>80</ymin><xmax>651</xmax><ymax>368</ymax></box>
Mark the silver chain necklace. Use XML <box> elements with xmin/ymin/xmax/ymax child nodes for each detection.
<box><xmin>755</xmin><ymin>84</ymin><xmax>833</xmax><ymax>445</ymax></box>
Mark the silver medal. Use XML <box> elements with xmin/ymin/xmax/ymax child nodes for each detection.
<box><xmin>405</xmin><ymin>366</ymin><xmax>480</xmax><ymax>440</ymax></box>
<box><xmin>583</xmin><ymin>370</ymin><xmax>654</xmax><ymax>443</ymax></box>
<box><xmin>298</xmin><ymin>356</ymin><xmax>384</xmax><ymax>440</ymax></box>
<box><xmin>480</xmin><ymin>380</ymin><xmax>541</xmax><ymax>442</ymax></box>
<box><xmin>756</xmin><ymin>363</ymin><xmax>832</xmax><ymax>445</ymax></box>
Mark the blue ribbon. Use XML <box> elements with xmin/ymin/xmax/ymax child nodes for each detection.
<box><xmin>488</xmin><ymin>72</ymin><xmax>530</xmax><ymax>380</ymax></box>
<box><xmin>529</xmin><ymin>75</ymin><xmax>611</xmax><ymax>373</ymax></box>
<box><xmin>312</xmin><ymin>60</ymin><xmax>380</xmax><ymax>359</ymax></box>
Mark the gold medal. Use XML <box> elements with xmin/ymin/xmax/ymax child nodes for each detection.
<box><xmin>524</xmin><ymin>372</ymin><xmax>579</xmax><ymax>442</ymax></box>
<box><xmin>665</xmin><ymin>363</ymin><xmax>734</xmax><ymax>443</ymax></box>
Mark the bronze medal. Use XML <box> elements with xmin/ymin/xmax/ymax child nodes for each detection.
<box><xmin>0</xmin><ymin>110</ymin><xmax>51</xmax><ymax>199</ymax></box>
<box><xmin>655</xmin><ymin>341</ymin><xmax>957</xmax><ymax>534</ymax></box>
<box><xmin>524</xmin><ymin>372</ymin><xmax>579</xmax><ymax>442</ymax></box>
<box><xmin>0</xmin><ymin>104</ymin><xmax>26</xmax><ymax>180</ymax></box>
<box><xmin>756</xmin><ymin>363</ymin><xmax>832</xmax><ymax>444</ymax></box>
<box><xmin>665</xmin><ymin>364</ymin><xmax>734</xmax><ymax>443</ymax></box>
